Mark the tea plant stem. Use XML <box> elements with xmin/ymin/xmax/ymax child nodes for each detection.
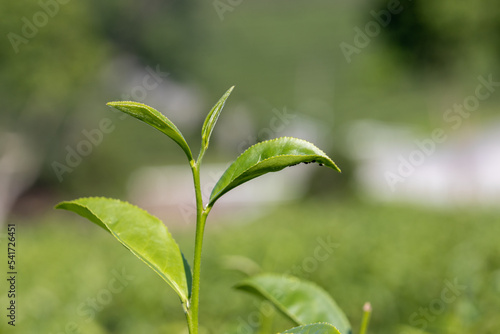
<box><xmin>188</xmin><ymin>160</ymin><xmax>211</xmax><ymax>334</ymax></box>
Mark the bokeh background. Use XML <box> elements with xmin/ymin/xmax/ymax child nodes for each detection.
<box><xmin>1</xmin><ymin>1</ymin><xmax>500</xmax><ymax>333</ymax></box>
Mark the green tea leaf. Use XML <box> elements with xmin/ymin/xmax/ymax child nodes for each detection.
<box><xmin>281</xmin><ymin>323</ymin><xmax>342</xmax><ymax>334</ymax></box>
<box><xmin>200</xmin><ymin>86</ymin><xmax>234</xmax><ymax>159</ymax></box>
<box><xmin>209</xmin><ymin>137</ymin><xmax>340</xmax><ymax>207</ymax></box>
<box><xmin>106</xmin><ymin>101</ymin><xmax>193</xmax><ymax>161</ymax></box>
<box><xmin>236</xmin><ymin>274</ymin><xmax>351</xmax><ymax>334</ymax></box>
<box><xmin>55</xmin><ymin>197</ymin><xmax>191</xmax><ymax>304</ymax></box>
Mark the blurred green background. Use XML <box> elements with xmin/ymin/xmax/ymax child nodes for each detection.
<box><xmin>1</xmin><ymin>0</ymin><xmax>499</xmax><ymax>333</ymax></box>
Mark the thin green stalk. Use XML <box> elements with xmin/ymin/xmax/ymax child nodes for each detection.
<box><xmin>359</xmin><ymin>302</ymin><xmax>372</xmax><ymax>334</ymax></box>
<box><xmin>185</xmin><ymin>303</ymin><xmax>195</xmax><ymax>334</ymax></box>
<box><xmin>188</xmin><ymin>160</ymin><xmax>211</xmax><ymax>334</ymax></box>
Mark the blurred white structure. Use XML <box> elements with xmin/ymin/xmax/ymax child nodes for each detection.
<box><xmin>103</xmin><ymin>55</ymin><xmax>204</xmax><ymax>132</ymax></box>
<box><xmin>348</xmin><ymin>119</ymin><xmax>500</xmax><ymax>207</ymax></box>
<box><xmin>127</xmin><ymin>163</ymin><xmax>314</xmax><ymax>225</ymax></box>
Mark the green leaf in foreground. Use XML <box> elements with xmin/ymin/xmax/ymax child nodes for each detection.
<box><xmin>106</xmin><ymin>101</ymin><xmax>193</xmax><ymax>161</ymax></box>
<box><xmin>209</xmin><ymin>137</ymin><xmax>340</xmax><ymax>207</ymax></box>
<box><xmin>55</xmin><ymin>197</ymin><xmax>191</xmax><ymax>304</ymax></box>
<box><xmin>281</xmin><ymin>323</ymin><xmax>342</xmax><ymax>334</ymax></box>
<box><xmin>200</xmin><ymin>86</ymin><xmax>234</xmax><ymax>159</ymax></box>
<box><xmin>236</xmin><ymin>274</ymin><xmax>351</xmax><ymax>334</ymax></box>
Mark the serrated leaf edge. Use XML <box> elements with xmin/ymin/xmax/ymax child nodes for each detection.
<box><xmin>209</xmin><ymin>137</ymin><xmax>341</xmax><ymax>206</ymax></box>
<box><xmin>55</xmin><ymin>197</ymin><xmax>189</xmax><ymax>303</ymax></box>
<box><xmin>106</xmin><ymin>101</ymin><xmax>193</xmax><ymax>160</ymax></box>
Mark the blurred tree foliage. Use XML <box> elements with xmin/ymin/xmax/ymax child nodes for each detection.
<box><xmin>374</xmin><ymin>0</ymin><xmax>500</xmax><ymax>74</ymax></box>
<box><xmin>0</xmin><ymin>0</ymin><xmax>199</xmax><ymax>143</ymax></box>
<box><xmin>86</xmin><ymin>0</ymin><xmax>200</xmax><ymax>77</ymax></box>
<box><xmin>0</xmin><ymin>1</ymin><xmax>107</xmax><ymax>222</ymax></box>
<box><xmin>0</xmin><ymin>0</ymin><xmax>201</xmax><ymax>206</ymax></box>
<box><xmin>0</xmin><ymin>0</ymin><xmax>105</xmax><ymax>134</ymax></box>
